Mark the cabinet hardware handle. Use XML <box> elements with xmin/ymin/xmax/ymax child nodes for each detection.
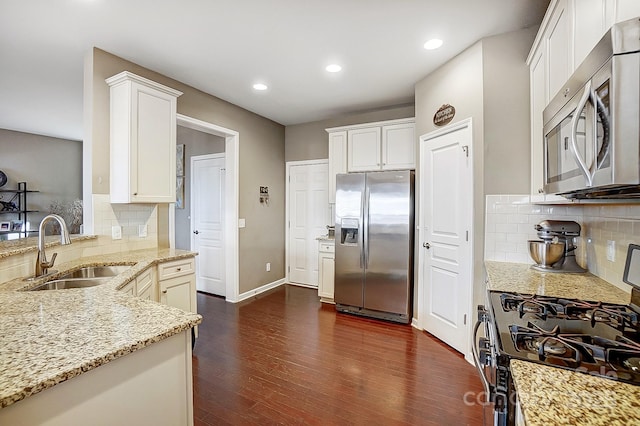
<box><xmin>193</xmin><ymin>230</ymin><xmax>199</xmax><ymax>235</ymax></box>
<box><xmin>133</xmin><ymin>192</ymin><xmax>138</xmax><ymax>196</ymax></box>
<box><xmin>423</xmin><ymin>242</ymin><xmax>431</xmax><ymax>249</ymax></box>
<box><xmin>176</xmin><ymin>268</ymin><xmax>182</xmax><ymax>272</ymax></box>
<box><xmin>162</xmin><ymin>290</ymin><xmax>167</xmax><ymax>294</ymax></box>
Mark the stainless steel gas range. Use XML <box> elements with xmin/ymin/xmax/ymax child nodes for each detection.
<box><xmin>473</xmin><ymin>288</ymin><xmax>640</xmax><ymax>425</ymax></box>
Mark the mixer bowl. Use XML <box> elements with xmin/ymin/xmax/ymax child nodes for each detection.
<box><xmin>528</xmin><ymin>240</ymin><xmax>564</xmax><ymax>267</ymax></box>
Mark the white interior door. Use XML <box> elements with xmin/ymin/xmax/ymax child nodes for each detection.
<box><xmin>420</xmin><ymin>120</ymin><xmax>473</xmax><ymax>355</ymax></box>
<box><xmin>288</xmin><ymin>161</ymin><xmax>329</xmax><ymax>286</ymax></box>
<box><xmin>191</xmin><ymin>154</ymin><xmax>225</xmax><ymax>295</ymax></box>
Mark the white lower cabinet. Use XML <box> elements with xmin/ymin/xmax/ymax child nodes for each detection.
<box><xmin>119</xmin><ymin>280</ymin><xmax>135</xmax><ymax>296</ymax></box>
<box><xmin>158</xmin><ymin>257</ymin><xmax>198</xmax><ymax>336</ymax></box>
<box><xmin>136</xmin><ymin>267</ymin><xmax>156</xmax><ymax>301</ymax></box>
<box><xmin>318</xmin><ymin>240</ymin><xmax>335</xmax><ymax>303</ymax></box>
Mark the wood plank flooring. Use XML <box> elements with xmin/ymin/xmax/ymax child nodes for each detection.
<box><xmin>192</xmin><ymin>285</ymin><xmax>486</xmax><ymax>425</ymax></box>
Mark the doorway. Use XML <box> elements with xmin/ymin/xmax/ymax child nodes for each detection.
<box><xmin>171</xmin><ymin>114</ymin><xmax>240</xmax><ymax>302</ymax></box>
<box><xmin>418</xmin><ymin>118</ymin><xmax>474</xmax><ymax>357</ymax></box>
<box><xmin>286</xmin><ymin>160</ymin><xmax>329</xmax><ymax>287</ymax></box>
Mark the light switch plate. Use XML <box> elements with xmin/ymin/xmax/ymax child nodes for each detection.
<box><xmin>138</xmin><ymin>224</ymin><xmax>147</xmax><ymax>238</ymax></box>
<box><xmin>112</xmin><ymin>225</ymin><xmax>122</xmax><ymax>240</ymax></box>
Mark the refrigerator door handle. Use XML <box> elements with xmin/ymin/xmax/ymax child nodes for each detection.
<box><xmin>363</xmin><ymin>185</ymin><xmax>370</xmax><ymax>268</ymax></box>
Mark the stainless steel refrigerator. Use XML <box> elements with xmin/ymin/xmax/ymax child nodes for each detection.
<box><xmin>334</xmin><ymin>170</ymin><xmax>414</xmax><ymax>324</ymax></box>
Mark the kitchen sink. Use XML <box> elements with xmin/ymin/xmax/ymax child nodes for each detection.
<box><xmin>56</xmin><ymin>265</ymin><xmax>131</xmax><ymax>280</ymax></box>
<box><xmin>28</xmin><ymin>265</ymin><xmax>132</xmax><ymax>291</ymax></box>
<box><xmin>29</xmin><ymin>278</ymin><xmax>109</xmax><ymax>291</ymax></box>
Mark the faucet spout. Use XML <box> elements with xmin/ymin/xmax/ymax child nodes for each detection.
<box><xmin>35</xmin><ymin>214</ymin><xmax>72</xmax><ymax>278</ymax></box>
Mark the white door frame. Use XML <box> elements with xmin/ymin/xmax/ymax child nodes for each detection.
<box><xmin>170</xmin><ymin>114</ymin><xmax>240</xmax><ymax>303</ymax></box>
<box><xmin>190</xmin><ymin>153</ymin><xmax>225</xmax><ymax>294</ymax></box>
<box><xmin>285</xmin><ymin>159</ymin><xmax>329</xmax><ymax>284</ymax></box>
<box><xmin>417</xmin><ymin>117</ymin><xmax>475</xmax><ymax>362</ymax></box>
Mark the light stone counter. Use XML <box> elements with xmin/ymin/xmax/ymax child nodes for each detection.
<box><xmin>485</xmin><ymin>260</ymin><xmax>630</xmax><ymax>305</ymax></box>
<box><xmin>0</xmin><ymin>234</ymin><xmax>97</xmax><ymax>259</ymax></box>
<box><xmin>485</xmin><ymin>261</ymin><xmax>638</xmax><ymax>425</ymax></box>
<box><xmin>511</xmin><ymin>360</ymin><xmax>640</xmax><ymax>426</ymax></box>
<box><xmin>0</xmin><ymin>248</ymin><xmax>202</xmax><ymax>409</ymax></box>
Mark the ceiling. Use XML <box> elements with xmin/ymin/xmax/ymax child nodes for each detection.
<box><xmin>0</xmin><ymin>0</ymin><xmax>549</xmax><ymax>141</ymax></box>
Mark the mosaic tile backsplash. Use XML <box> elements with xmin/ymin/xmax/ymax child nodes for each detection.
<box><xmin>485</xmin><ymin>195</ymin><xmax>640</xmax><ymax>293</ymax></box>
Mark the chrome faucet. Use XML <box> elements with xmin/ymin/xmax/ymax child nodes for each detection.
<box><xmin>35</xmin><ymin>214</ymin><xmax>71</xmax><ymax>277</ymax></box>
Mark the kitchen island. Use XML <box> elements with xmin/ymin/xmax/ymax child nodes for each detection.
<box><xmin>485</xmin><ymin>261</ymin><xmax>640</xmax><ymax>425</ymax></box>
<box><xmin>0</xmin><ymin>248</ymin><xmax>202</xmax><ymax>425</ymax></box>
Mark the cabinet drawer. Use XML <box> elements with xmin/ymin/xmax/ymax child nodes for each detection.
<box><xmin>158</xmin><ymin>258</ymin><xmax>195</xmax><ymax>280</ymax></box>
<box><xmin>319</xmin><ymin>242</ymin><xmax>335</xmax><ymax>253</ymax></box>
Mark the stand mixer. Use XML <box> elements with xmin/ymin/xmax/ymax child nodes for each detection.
<box><xmin>529</xmin><ymin>220</ymin><xmax>587</xmax><ymax>273</ymax></box>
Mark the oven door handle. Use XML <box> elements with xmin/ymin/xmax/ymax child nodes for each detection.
<box><xmin>570</xmin><ymin>81</ymin><xmax>595</xmax><ymax>187</ymax></box>
<box><xmin>472</xmin><ymin>318</ymin><xmax>493</xmax><ymax>399</ymax></box>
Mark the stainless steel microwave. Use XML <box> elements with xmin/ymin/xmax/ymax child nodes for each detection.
<box><xmin>542</xmin><ymin>17</ymin><xmax>640</xmax><ymax>199</ymax></box>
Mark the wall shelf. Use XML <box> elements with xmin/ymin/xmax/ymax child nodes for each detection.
<box><xmin>0</xmin><ymin>182</ymin><xmax>39</xmax><ymax>239</ymax></box>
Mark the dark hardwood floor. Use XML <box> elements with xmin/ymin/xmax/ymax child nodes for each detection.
<box><xmin>192</xmin><ymin>285</ymin><xmax>485</xmax><ymax>425</ymax></box>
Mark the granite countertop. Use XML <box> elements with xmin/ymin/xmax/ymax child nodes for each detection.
<box><xmin>0</xmin><ymin>248</ymin><xmax>202</xmax><ymax>409</ymax></box>
<box><xmin>485</xmin><ymin>260</ymin><xmax>630</xmax><ymax>305</ymax></box>
<box><xmin>0</xmin><ymin>234</ymin><xmax>97</xmax><ymax>259</ymax></box>
<box><xmin>485</xmin><ymin>261</ymin><xmax>637</xmax><ymax>425</ymax></box>
<box><xmin>510</xmin><ymin>360</ymin><xmax>640</xmax><ymax>425</ymax></box>
<box><xmin>316</xmin><ymin>234</ymin><xmax>335</xmax><ymax>242</ymax></box>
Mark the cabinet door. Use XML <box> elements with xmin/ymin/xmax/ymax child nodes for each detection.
<box><xmin>348</xmin><ymin>127</ymin><xmax>381</xmax><ymax>172</ymax></box>
<box><xmin>328</xmin><ymin>131</ymin><xmax>347</xmax><ymax>203</ymax></box>
<box><xmin>108</xmin><ymin>72</ymin><xmax>181</xmax><ymax>204</ymax></box>
<box><xmin>119</xmin><ymin>281</ymin><xmax>135</xmax><ymax>296</ymax></box>
<box><xmin>160</xmin><ymin>274</ymin><xmax>196</xmax><ymax>314</ymax></box>
<box><xmin>381</xmin><ymin>123</ymin><xmax>415</xmax><ymax>170</ymax></box>
<box><xmin>530</xmin><ymin>47</ymin><xmax>547</xmax><ymax>196</ymax></box>
<box><xmin>546</xmin><ymin>0</ymin><xmax>571</xmax><ymax>101</ymax></box>
<box><xmin>318</xmin><ymin>252</ymin><xmax>335</xmax><ymax>302</ymax></box>
<box><xmin>136</xmin><ymin>267</ymin><xmax>156</xmax><ymax>302</ymax></box>
<box><xmin>573</xmin><ymin>0</ymin><xmax>607</xmax><ymax>70</ymax></box>
<box><xmin>614</xmin><ymin>0</ymin><xmax>640</xmax><ymax>23</ymax></box>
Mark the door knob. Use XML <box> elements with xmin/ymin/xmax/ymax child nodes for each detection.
<box><xmin>423</xmin><ymin>242</ymin><xmax>431</xmax><ymax>249</ymax></box>
<box><xmin>193</xmin><ymin>230</ymin><xmax>199</xmax><ymax>235</ymax></box>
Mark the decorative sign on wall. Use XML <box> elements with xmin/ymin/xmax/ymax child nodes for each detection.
<box><xmin>433</xmin><ymin>104</ymin><xmax>455</xmax><ymax>127</ymax></box>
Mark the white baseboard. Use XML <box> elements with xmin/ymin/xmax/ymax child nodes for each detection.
<box><xmin>235</xmin><ymin>278</ymin><xmax>286</xmax><ymax>303</ymax></box>
<box><xmin>411</xmin><ymin>318</ymin><xmax>422</xmax><ymax>330</ymax></box>
<box><xmin>287</xmin><ymin>282</ymin><xmax>318</xmax><ymax>289</ymax></box>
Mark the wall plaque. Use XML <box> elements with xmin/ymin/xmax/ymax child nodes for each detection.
<box><xmin>433</xmin><ymin>104</ymin><xmax>455</xmax><ymax>126</ymax></box>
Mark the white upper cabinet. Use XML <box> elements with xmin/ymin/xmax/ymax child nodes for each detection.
<box><xmin>327</xmin><ymin>131</ymin><xmax>347</xmax><ymax>203</ymax></box>
<box><xmin>573</xmin><ymin>0</ymin><xmax>608</xmax><ymax>69</ymax></box>
<box><xmin>546</xmin><ymin>0</ymin><xmax>572</xmax><ymax>101</ymax></box>
<box><xmin>382</xmin><ymin>122</ymin><xmax>415</xmax><ymax>170</ymax></box>
<box><xmin>529</xmin><ymin>47</ymin><xmax>547</xmax><ymax>196</ymax></box>
<box><xmin>106</xmin><ymin>71</ymin><xmax>182</xmax><ymax>204</ymax></box>
<box><xmin>348</xmin><ymin>127</ymin><xmax>381</xmax><ymax>172</ymax></box>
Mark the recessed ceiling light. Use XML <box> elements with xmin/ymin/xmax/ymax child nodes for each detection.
<box><xmin>423</xmin><ymin>39</ymin><xmax>443</xmax><ymax>50</ymax></box>
<box><xmin>326</xmin><ymin>64</ymin><xmax>342</xmax><ymax>73</ymax></box>
<box><xmin>253</xmin><ymin>83</ymin><xmax>268</xmax><ymax>91</ymax></box>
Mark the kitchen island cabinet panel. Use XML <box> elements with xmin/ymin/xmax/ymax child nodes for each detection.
<box><xmin>0</xmin><ymin>332</ymin><xmax>194</xmax><ymax>426</ymax></box>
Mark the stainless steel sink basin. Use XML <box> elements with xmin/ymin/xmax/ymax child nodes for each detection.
<box><xmin>30</xmin><ymin>278</ymin><xmax>109</xmax><ymax>291</ymax></box>
<box><xmin>57</xmin><ymin>265</ymin><xmax>131</xmax><ymax>280</ymax></box>
<box><xmin>28</xmin><ymin>265</ymin><xmax>132</xmax><ymax>291</ymax></box>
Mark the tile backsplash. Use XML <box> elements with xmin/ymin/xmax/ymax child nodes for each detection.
<box><xmin>485</xmin><ymin>195</ymin><xmax>640</xmax><ymax>293</ymax></box>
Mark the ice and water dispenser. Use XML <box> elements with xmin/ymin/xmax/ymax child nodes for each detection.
<box><xmin>340</xmin><ymin>218</ymin><xmax>359</xmax><ymax>245</ymax></box>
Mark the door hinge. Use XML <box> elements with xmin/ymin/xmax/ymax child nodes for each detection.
<box><xmin>462</xmin><ymin>145</ymin><xmax>469</xmax><ymax>157</ymax></box>
<box><xmin>466</xmin><ymin>230</ymin><xmax>469</xmax><ymax>241</ymax></box>
<box><xmin>463</xmin><ymin>314</ymin><xmax>467</xmax><ymax>325</ymax></box>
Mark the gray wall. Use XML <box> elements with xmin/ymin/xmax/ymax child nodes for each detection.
<box><xmin>285</xmin><ymin>104</ymin><xmax>415</xmax><ymax>162</ymax></box>
<box><xmin>174</xmin><ymin>126</ymin><xmax>225</xmax><ymax>250</ymax></box>
<box><xmin>0</xmin><ymin>129</ymin><xmax>82</xmax><ymax>234</ymax></box>
<box><xmin>413</xmin><ymin>26</ymin><xmax>535</xmax><ymax>317</ymax></box>
<box><xmin>483</xmin><ymin>26</ymin><xmax>537</xmax><ymax>194</ymax></box>
<box><xmin>85</xmin><ymin>48</ymin><xmax>286</xmax><ymax>294</ymax></box>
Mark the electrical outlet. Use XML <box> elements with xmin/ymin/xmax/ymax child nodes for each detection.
<box><xmin>112</xmin><ymin>225</ymin><xmax>122</xmax><ymax>240</ymax></box>
<box><xmin>266</xmin><ymin>262</ymin><xmax>271</xmax><ymax>272</ymax></box>
<box><xmin>238</xmin><ymin>218</ymin><xmax>246</xmax><ymax>228</ymax></box>
<box><xmin>138</xmin><ymin>224</ymin><xmax>147</xmax><ymax>238</ymax></box>
<box><xmin>607</xmin><ymin>240</ymin><xmax>615</xmax><ymax>262</ymax></box>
